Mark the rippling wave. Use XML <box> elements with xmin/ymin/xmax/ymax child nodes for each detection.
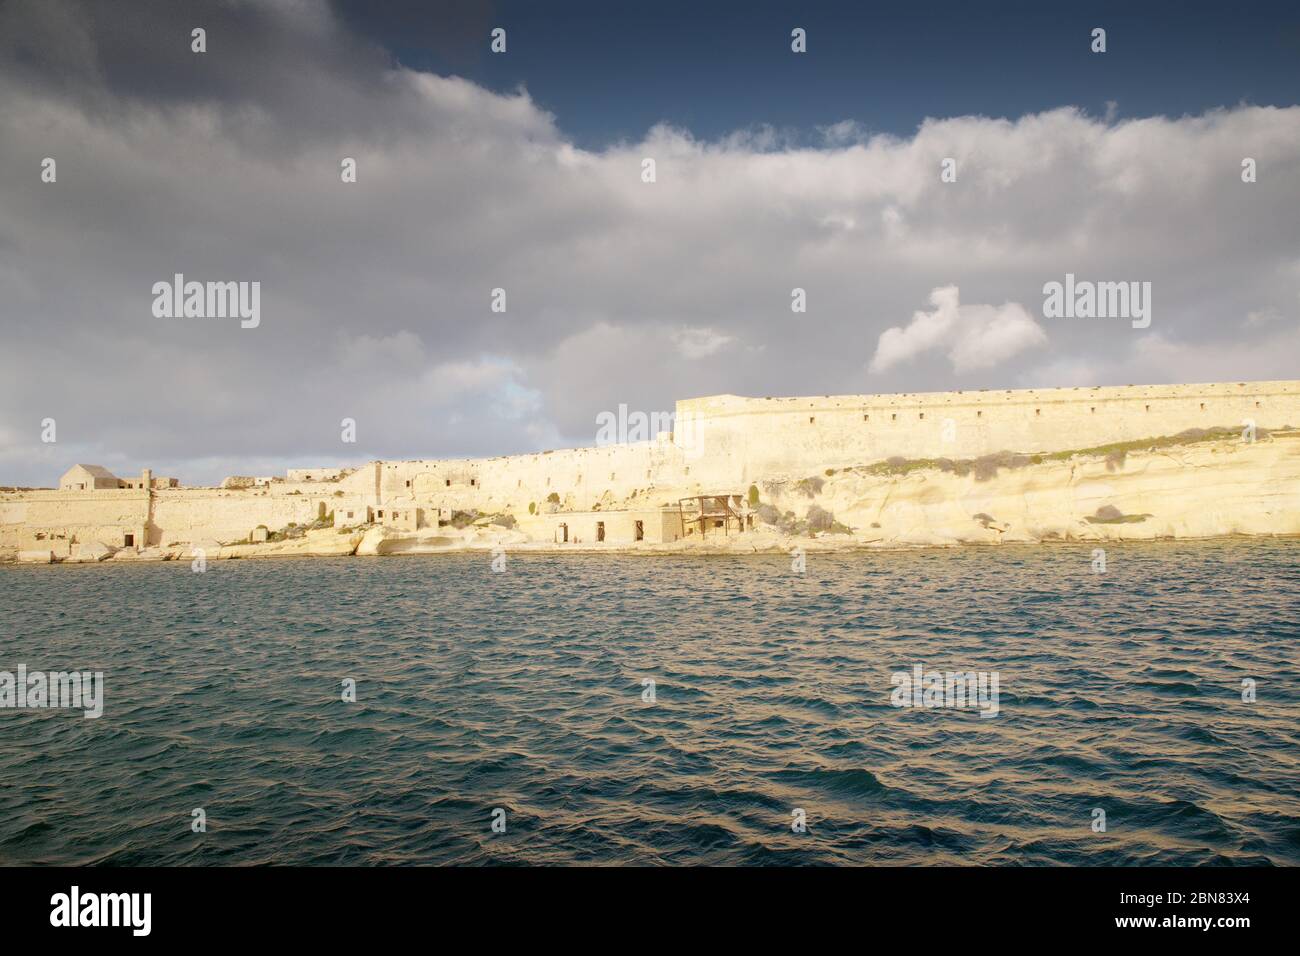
<box><xmin>1</xmin><ymin>539</ymin><xmax>1297</xmax><ymax>865</ymax></box>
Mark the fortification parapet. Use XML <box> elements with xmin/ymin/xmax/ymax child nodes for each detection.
<box><xmin>672</xmin><ymin>380</ymin><xmax>1300</xmax><ymax>484</ymax></box>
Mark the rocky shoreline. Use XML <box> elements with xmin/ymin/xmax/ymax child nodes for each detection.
<box><xmin>5</xmin><ymin>523</ymin><xmax>1298</xmax><ymax>567</ymax></box>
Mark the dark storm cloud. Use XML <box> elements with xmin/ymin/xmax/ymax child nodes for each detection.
<box><xmin>0</xmin><ymin>0</ymin><xmax>388</xmax><ymax>125</ymax></box>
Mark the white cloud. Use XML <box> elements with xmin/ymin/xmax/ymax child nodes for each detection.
<box><xmin>0</xmin><ymin>1</ymin><xmax>1298</xmax><ymax>485</ymax></box>
<box><xmin>818</xmin><ymin>120</ymin><xmax>869</xmax><ymax>147</ymax></box>
<box><xmin>1245</xmin><ymin>308</ymin><xmax>1282</xmax><ymax>328</ymax></box>
<box><xmin>672</xmin><ymin>326</ymin><xmax>734</xmax><ymax>359</ymax></box>
<box><xmin>1020</xmin><ymin>324</ymin><xmax>1300</xmax><ymax>391</ymax></box>
<box><xmin>869</xmin><ymin>286</ymin><xmax>1047</xmax><ymax>373</ymax></box>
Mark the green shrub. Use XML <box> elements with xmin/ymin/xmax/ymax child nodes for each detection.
<box><xmin>794</xmin><ymin>476</ymin><xmax>824</xmax><ymax>497</ymax></box>
<box><xmin>806</xmin><ymin>504</ymin><xmax>834</xmax><ymax>531</ymax></box>
<box><xmin>450</xmin><ymin>510</ymin><xmax>479</xmax><ymax>529</ymax></box>
<box><xmin>1086</xmin><ymin>505</ymin><xmax>1151</xmax><ymax>524</ymax></box>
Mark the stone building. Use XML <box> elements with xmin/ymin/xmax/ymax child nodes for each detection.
<box><xmin>542</xmin><ymin>507</ymin><xmax>681</xmax><ymax>545</ymax></box>
<box><xmin>287</xmin><ymin>468</ymin><xmax>343</xmax><ymax>482</ymax></box>
<box><xmin>59</xmin><ymin>464</ymin><xmax>123</xmax><ymax>491</ymax></box>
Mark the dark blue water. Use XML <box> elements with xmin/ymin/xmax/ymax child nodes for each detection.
<box><xmin>2</xmin><ymin>540</ymin><xmax>1298</xmax><ymax>865</ymax></box>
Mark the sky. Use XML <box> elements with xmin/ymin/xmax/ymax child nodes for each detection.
<box><xmin>0</xmin><ymin>0</ymin><xmax>1298</xmax><ymax>487</ymax></box>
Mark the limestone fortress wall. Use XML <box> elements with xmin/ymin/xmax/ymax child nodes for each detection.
<box><xmin>356</xmin><ymin>380</ymin><xmax>1300</xmax><ymax>510</ymax></box>
<box><xmin>0</xmin><ymin>485</ymin><xmax>328</xmax><ymax>554</ymax></box>
<box><xmin>673</xmin><ymin>379</ymin><xmax>1300</xmax><ymax>485</ymax></box>
<box><xmin>3</xmin><ymin>379</ymin><xmax>1298</xmax><ymax>558</ymax></box>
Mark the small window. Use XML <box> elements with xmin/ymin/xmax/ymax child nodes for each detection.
<box><xmin>976</xmin><ymin>411</ymin><xmax>982</xmax><ymax>418</ymax></box>
<box><xmin>378</xmin><ymin>510</ymin><xmax>384</xmax><ymax>518</ymax></box>
<box><xmin>891</xmin><ymin>413</ymin><xmax>897</xmax><ymax>421</ymax></box>
<box><xmin>1145</xmin><ymin>405</ymin><xmax>1150</xmax><ymax>412</ymax></box>
<box><xmin>1090</xmin><ymin>407</ymin><xmax>1095</xmax><ymax>413</ymax></box>
<box><xmin>347</xmin><ymin>511</ymin><xmax>354</xmax><ymax>519</ymax></box>
<box><xmin>1199</xmin><ymin>403</ymin><xmax>1205</xmax><ymax>411</ymax></box>
<box><xmin>1035</xmin><ymin>409</ymin><xmax>1040</xmax><ymax>416</ymax></box>
<box><xmin>809</xmin><ymin>416</ymin><xmax>815</xmax><ymax>424</ymax></box>
<box><xmin>445</xmin><ymin>479</ymin><xmax>450</xmax><ymax>486</ymax></box>
<box><xmin>405</xmin><ymin>480</ymin><xmax>410</xmax><ymax>487</ymax></box>
<box><xmin>863</xmin><ymin>414</ymin><xmax>869</xmax><ymax>421</ymax></box>
<box><xmin>919</xmin><ymin>413</ymin><xmax>925</xmax><ymax>420</ymax></box>
<box><xmin>470</xmin><ymin>478</ymin><xmax>476</xmax><ymax>486</ymax></box>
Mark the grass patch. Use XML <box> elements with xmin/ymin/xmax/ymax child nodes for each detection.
<box><xmin>857</xmin><ymin>427</ymin><xmax>1252</xmax><ymax>482</ymax></box>
<box><xmin>863</xmin><ymin>452</ymin><xmax>1031</xmax><ymax>481</ymax></box>
<box><xmin>265</xmin><ymin>513</ymin><xmax>334</xmax><ymax>542</ymax></box>
<box><xmin>1040</xmin><ymin>427</ymin><xmax>1250</xmax><ymax>468</ymax></box>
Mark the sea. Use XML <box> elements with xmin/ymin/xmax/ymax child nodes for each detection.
<box><xmin>1</xmin><ymin>539</ymin><xmax>1297</xmax><ymax>865</ymax></box>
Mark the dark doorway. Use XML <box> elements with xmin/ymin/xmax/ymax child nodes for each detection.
<box><xmin>634</xmin><ymin>520</ymin><xmax>644</xmax><ymax>541</ymax></box>
<box><xmin>596</xmin><ymin>521</ymin><xmax>605</xmax><ymax>542</ymax></box>
<box><xmin>559</xmin><ymin>523</ymin><xmax>568</xmax><ymax>543</ymax></box>
<box><xmin>123</xmin><ymin>533</ymin><xmax>135</xmax><ymax>547</ymax></box>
